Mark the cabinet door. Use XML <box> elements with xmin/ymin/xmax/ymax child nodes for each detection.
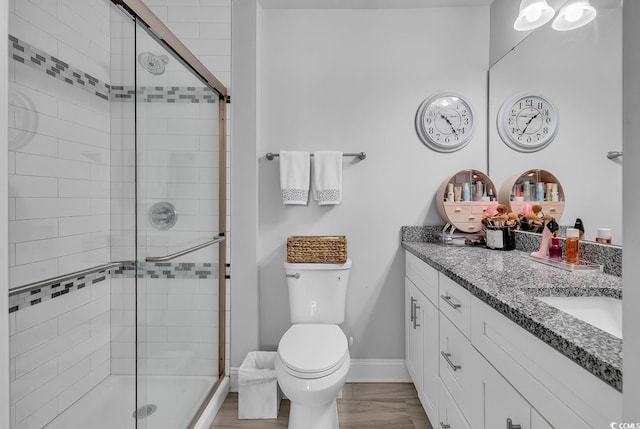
<box><xmin>420</xmin><ymin>296</ymin><xmax>439</xmax><ymax>424</ymax></box>
<box><xmin>482</xmin><ymin>358</ymin><xmax>531</xmax><ymax>429</ymax></box>
<box><xmin>532</xmin><ymin>409</ymin><xmax>554</xmax><ymax>428</ymax></box>
<box><xmin>405</xmin><ymin>277</ymin><xmax>422</xmax><ymax>389</ymax></box>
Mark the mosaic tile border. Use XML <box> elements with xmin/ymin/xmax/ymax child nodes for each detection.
<box><xmin>8</xmin><ymin>269</ymin><xmax>109</xmax><ymax>314</ymax></box>
<box><xmin>9</xmin><ymin>35</ymin><xmax>110</xmax><ymax>100</ymax></box>
<box><xmin>8</xmin><ymin>261</ymin><xmax>220</xmax><ymax>313</ymax></box>
<box><xmin>8</xmin><ymin>35</ymin><xmax>217</xmax><ymax>103</ymax></box>
<box><xmin>111</xmin><ymin>85</ymin><xmax>217</xmax><ymax>103</ymax></box>
<box><xmin>112</xmin><ymin>261</ymin><xmax>220</xmax><ymax>280</ymax></box>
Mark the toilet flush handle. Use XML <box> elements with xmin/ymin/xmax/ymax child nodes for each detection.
<box><xmin>286</xmin><ymin>273</ymin><xmax>300</xmax><ymax>279</ymax></box>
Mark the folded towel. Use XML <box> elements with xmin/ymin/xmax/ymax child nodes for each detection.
<box><xmin>280</xmin><ymin>151</ymin><xmax>310</xmax><ymax>205</ymax></box>
<box><xmin>313</xmin><ymin>151</ymin><xmax>343</xmax><ymax>205</ymax></box>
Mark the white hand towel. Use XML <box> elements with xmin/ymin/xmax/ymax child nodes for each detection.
<box><xmin>279</xmin><ymin>151</ymin><xmax>310</xmax><ymax>205</ymax></box>
<box><xmin>313</xmin><ymin>151</ymin><xmax>343</xmax><ymax>205</ymax></box>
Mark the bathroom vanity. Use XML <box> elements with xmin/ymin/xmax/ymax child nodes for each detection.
<box><xmin>402</xmin><ymin>238</ymin><xmax>622</xmax><ymax>428</ymax></box>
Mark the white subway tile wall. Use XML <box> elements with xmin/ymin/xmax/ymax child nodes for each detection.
<box><xmin>7</xmin><ymin>0</ymin><xmax>232</xmax><ymax>427</ymax></box>
<box><xmin>9</xmin><ymin>279</ymin><xmax>111</xmax><ymax>429</ymax></box>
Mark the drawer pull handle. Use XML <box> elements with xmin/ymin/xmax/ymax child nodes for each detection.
<box><xmin>441</xmin><ymin>294</ymin><xmax>461</xmax><ymax>309</ymax></box>
<box><xmin>410</xmin><ymin>297</ymin><xmax>416</xmax><ymax>322</ymax></box>
<box><xmin>506</xmin><ymin>418</ymin><xmax>522</xmax><ymax>429</ymax></box>
<box><xmin>413</xmin><ymin>304</ymin><xmax>421</xmax><ymax>329</ymax></box>
<box><xmin>441</xmin><ymin>351</ymin><xmax>461</xmax><ymax>371</ymax></box>
<box><xmin>440</xmin><ymin>423</ymin><xmax>451</xmax><ymax>429</ymax></box>
<box><xmin>454</xmin><ymin>208</ymin><xmax>462</xmax><ymax>212</ymax></box>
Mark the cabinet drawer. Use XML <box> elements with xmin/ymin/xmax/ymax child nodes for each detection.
<box><xmin>438</xmin><ymin>379</ymin><xmax>471</xmax><ymax>429</ymax></box>
<box><xmin>406</xmin><ymin>251</ymin><xmax>439</xmax><ymax>305</ymax></box>
<box><xmin>439</xmin><ymin>274</ymin><xmax>471</xmax><ymax>339</ymax></box>
<box><xmin>439</xmin><ymin>313</ymin><xmax>475</xmax><ymax>420</ymax></box>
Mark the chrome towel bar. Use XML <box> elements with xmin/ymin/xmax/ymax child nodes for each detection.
<box><xmin>266</xmin><ymin>152</ymin><xmax>366</xmax><ymax>161</ymax></box>
<box><xmin>145</xmin><ymin>236</ymin><xmax>225</xmax><ymax>262</ymax></box>
<box><xmin>9</xmin><ymin>261</ymin><xmax>135</xmax><ymax>297</ymax></box>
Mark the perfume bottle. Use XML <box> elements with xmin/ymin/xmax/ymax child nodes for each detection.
<box><xmin>549</xmin><ymin>236</ymin><xmax>562</xmax><ymax>260</ymax></box>
<box><xmin>565</xmin><ymin>228</ymin><xmax>580</xmax><ymax>265</ymax></box>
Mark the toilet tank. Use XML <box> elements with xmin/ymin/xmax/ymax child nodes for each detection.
<box><xmin>284</xmin><ymin>259</ymin><xmax>352</xmax><ymax>324</ymax></box>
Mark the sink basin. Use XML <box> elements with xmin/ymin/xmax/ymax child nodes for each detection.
<box><xmin>536</xmin><ymin>296</ymin><xmax>622</xmax><ymax>339</ymax></box>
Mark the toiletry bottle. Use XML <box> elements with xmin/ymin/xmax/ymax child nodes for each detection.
<box><xmin>565</xmin><ymin>228</ymin><xmax>580</xmax><ymax>264</ymax></box>
<box><xmin>537</xmin><ymin>182</ymin><xmax>545</xmax><ymax>201</ymax></box>
<box><xmin>462</xmin><ymin>182</ymin><xmax>471</xmax><ymax>201</ymax></box>
<box><xmin>522</xmin><ymin>181</ymin><xmax>530</xmax><ymax>201</ymax></box>
<box><xmin>574</xmin><ymin>218</ymin><xmax>585</xmax><ymax>240</ymax></box>
<box><xmin>488</xmin><ymin>187</ymin><xmax>495</xmax><ymax>201</ymax></box>
<box><xmin>596</xmin><ymin>228</ymin><xmax>612</xmax><ymax>244</ymax></box>
<box><xmin>549</xmin><ymin>236</ymin><xmax>562</xmax><ymax>260</ymax></box>
<box><xmin>447</xmin><ymin>183</ymin><xmax>454</xmax><ymax>202</ymax></box>
<box><xmin>545</xmin><ymin>183</ymin><xmax>553</xmax><ymax>201</ymax></box>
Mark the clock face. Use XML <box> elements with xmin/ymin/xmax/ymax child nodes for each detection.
<box><xmin>497</xmin><ymin>92</ymin><xmax>559</xmax><ymax>152</ymax></box>
<box><xmin>415</xmin><ymin>93</ymin><xmax>475</xmax><ymax>153</ymax></box>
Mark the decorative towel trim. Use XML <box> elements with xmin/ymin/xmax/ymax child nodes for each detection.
<box><xmin>316</xmin><ymin>189</ymin><xmax>341</xmax><ymax>205</ymax></box>
<box><xmin>281</xmin><ymin>189</ymin><xmax>309</xmax><ymax>205</ymax></box>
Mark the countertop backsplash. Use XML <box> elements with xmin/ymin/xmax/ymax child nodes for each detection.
<box><xmin>401</xmin><ymin>225</ymin><xmax>622</xmax><ymax>277</ymax></box>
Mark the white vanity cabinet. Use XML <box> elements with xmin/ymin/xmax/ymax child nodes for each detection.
<box><xmin>405</xmin><ymin>252</ymin><xmax>440</xmax><ymax>425</ymax></box>
<box><xmin>404</xmin><ymin>249</ymin><xmax>622</xmax><ymax>429</ymax></box>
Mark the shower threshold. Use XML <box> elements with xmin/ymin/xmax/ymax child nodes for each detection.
<box><xmin>43</xmin><ymin>374</ymin><xmax>216</xmax><ymax>429</ymax></box>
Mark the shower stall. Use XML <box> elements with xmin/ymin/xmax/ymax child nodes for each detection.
<box><xmin>7</xmin><ymin>1</ymin><xmax>227</xmax><ymax>428</ymax></box>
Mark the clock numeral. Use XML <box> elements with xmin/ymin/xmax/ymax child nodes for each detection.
<box><xmin>525</xmin><ymin>99</ymin><xmax>533</xmax><ymax>107</ymax></box>
<box><xmin>545</xmin><ymin>117</ymin><xmax>551</xmax><ymax>124</ymax></box>
<box><xmin>512</xmin><ymin>128</ymin><xmax>520</xmax><ymax>134</ymax></box>
<box><xmin>464</xmin><ymin>118</ymin><xmax>469</xmax><ymax>125</ymax></box>
<box><xmin>444</xmin><ymin>136</ymin><xmax>450</xmax><ymax>143</ymax></box>
<box><xmin>428</xmin><ymin>127</ymin><xmax>434</xmax><ymax>134</ymax></box>
<box><xmin>537</xmin><ymin>102</ymin><xmax>544</xmax><ymax>109</ymax></box>
<box><xmin>425</xmin><ymin>117</ymin><xmax>432</xmax><ymax>124</ymax></box>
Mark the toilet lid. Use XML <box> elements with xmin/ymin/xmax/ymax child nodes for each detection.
<box><xmin>278</xmin><ymin>325</ymin><xmax>348</xmax><ymax>376</ymax></box>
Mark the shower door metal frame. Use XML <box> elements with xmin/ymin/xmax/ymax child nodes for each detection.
<box><xmin>113</xmin><ymin>1</ymin><xmax>228</xmax><ymax>428</ymax></box>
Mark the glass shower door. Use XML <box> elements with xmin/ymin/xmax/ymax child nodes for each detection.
<box><xmin>133</xmin><ymin>22</ymin><xmax>224</xmax><ymax>429</ymax></box>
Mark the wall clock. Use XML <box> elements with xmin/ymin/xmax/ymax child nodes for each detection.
<box><xmin>415</xmin><ymin>92</ymin><xmax>475</xmax><ymax>153</ymax></box>
<box><xmin>497</xmin><ymin>92</ymin><xmax>559</xmax><ymax>152</ymax></box>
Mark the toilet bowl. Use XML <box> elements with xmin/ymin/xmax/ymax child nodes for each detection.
<box><xmin>275</xmin><ymin>324</ymin><xmax>350</xmax><ymax>429</ymax></box>
<box><xmin>275</xmin><ymin>260</ymin><xmax>352</xmax><ymax>429</ymax></box>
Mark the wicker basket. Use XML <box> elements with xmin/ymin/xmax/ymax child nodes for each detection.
<box><xmin>286</xmin><ymin>236</ymin><xmax>347</xmax><ymax>264</ymax></box>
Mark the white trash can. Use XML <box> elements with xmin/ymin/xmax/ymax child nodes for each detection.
<box><xmin>238</xmin><ymin>351</ymin><xmax>282</xmax><ymax>419</ymax></box>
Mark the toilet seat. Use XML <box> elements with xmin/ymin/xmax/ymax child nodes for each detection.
<box><xmin>278</xmin><ymin>324</ymin><xmax>349</xmax><ymax>379</ymax></box>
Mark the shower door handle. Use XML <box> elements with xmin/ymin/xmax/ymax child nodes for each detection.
<box><xmin>286</xmin><ymin>273</ymin><xmax>300</xmax><ymax>279</ymax></box>
<box><xmin>145</xmin><ymin>236</ymin><xmax>225</xmax><ymax>262</ymax></box>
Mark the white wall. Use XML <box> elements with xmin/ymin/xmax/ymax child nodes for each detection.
<box><xmin>258</xmin><ymin>7</ymin><xmax>489</xmax><ymax>358</ymax></box>
<box><xmin>623</xmin><ymin>0</ymin><xmax>640</xmax><ymax>420</ymax></box>
<box><xmin>8</xmin><ymin>0</ymin><xmax>113</xmax><ymax>288</ymax></box>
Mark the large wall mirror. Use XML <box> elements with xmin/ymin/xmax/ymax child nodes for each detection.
<box><xmin>488</xmin><ymin>0</ymin><xmax>622</xmax><ymax>244</ymax></box>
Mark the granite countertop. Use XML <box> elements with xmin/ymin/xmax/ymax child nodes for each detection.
<box><xmin>402</xmin><ymin>241</ymin><xmax>623</xmax><ymax>392</ymax></box>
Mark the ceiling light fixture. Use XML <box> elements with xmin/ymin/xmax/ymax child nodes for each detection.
<box><xmin>552</xmin><ymin>0</ymin><xmax>597</xmax><ymax>31</ymax></box>
<box><xmin>514</xmin><ymin>0</ymin><xmax>555</xmax><ymax>32</ymax></box>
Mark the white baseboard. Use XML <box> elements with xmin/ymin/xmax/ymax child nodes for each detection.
<box><xmin>193</xmin><ymin>376</ymin><xmax>230</xmax><ymax>429</ymax></box>
<box><xmin>230</xmin><ymin>359</ymin><xmax>410</xmax><ymax>391</ymax></box>
<box><xmin>346</xmin><ymin>359</ymin><xmax>410</xmax><ymax>383</ymax></box>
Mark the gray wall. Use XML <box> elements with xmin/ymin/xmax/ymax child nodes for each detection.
<box><xmin>1</xmin><ymin>0</ymin><xmax>9</xmax><ymax>426</ymax></box>
<box><xmin>230</xmin><ymin>0</ymin><xmax>261</xmax><ymax>368</ymax></box>
<box><xmin>256</xmin><ymin>7</ymin><xmax>489</xmax><ymax>359</ymax></box>
<box><xmin>623</xmin><ymin>0</ymin><xmax>640</xmax><ymax>420</ymax></box>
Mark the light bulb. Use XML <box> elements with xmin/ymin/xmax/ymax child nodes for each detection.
<box><xmin>525</xmin><ymin>8</ymin><xmax>542</xmax><ymax>22</ymax></box>
<box><xmin>564</xmin><ymin>7</ymin><xmax>583</xmax><ymax>22</ymax></box>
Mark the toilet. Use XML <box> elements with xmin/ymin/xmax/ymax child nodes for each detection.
<box><xmin>275</xmin><ymin>259</ymin><xmax>352</xmax><ymax>429</ymax></box>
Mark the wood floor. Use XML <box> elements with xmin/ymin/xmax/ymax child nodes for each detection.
<box><xmin>210</xmin><ymin>383</ymin><xmax>433</xmax><ymax>429</ymax></box>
